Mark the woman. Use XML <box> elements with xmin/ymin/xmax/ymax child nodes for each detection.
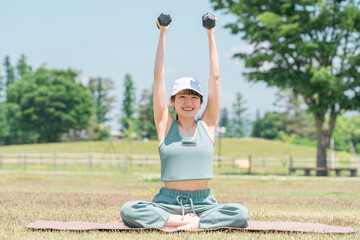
<box><xmin>120</xmin><ymin>15</ymin><xmax>249</xmax><ymax>230</ymax></box>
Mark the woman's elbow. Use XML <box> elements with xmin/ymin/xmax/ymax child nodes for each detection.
<box><xmin>212</xmin><ymin>74</ymin><xmax>220</xmax><ymax>81</ymax></box>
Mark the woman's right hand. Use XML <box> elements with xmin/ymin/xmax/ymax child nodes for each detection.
<box><xmin>156</xmin><ymin>19</ymin><xmax>170</xmax><ymax>33</ymax></box>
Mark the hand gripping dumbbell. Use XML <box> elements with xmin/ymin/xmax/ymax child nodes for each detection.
<box><xmin>202</xmin><ymin>13</ymin><xmax>216</xmax><ymax>29</ymax></box>
<box><xmin>157</xmin><ymin>13</ymin><xmax>172</xmax><ymax>29</ymax></box>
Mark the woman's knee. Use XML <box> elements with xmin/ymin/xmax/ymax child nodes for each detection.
<box><xmin>224</xmin><ymin>203</ymin><xmax>249</xmax><ymax>227</ymax></box>
<box><xmin>120</xmin><ymin>200</ymin><xmax>168</xmax><ymax>228</ymax></box>
<box><xmin>120</xmin><ymin>200</ymin><xmax>142</xmax><ymax>221</ymax></box>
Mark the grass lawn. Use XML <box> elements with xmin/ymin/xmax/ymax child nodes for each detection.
<box><xmin>0</xmin><ymin>171</ymin><xmax>359</xmax><ymax>239</ymax></box>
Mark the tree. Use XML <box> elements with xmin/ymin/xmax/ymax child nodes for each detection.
<box><xmin>138</xmin><ymin>87</ymin><xmax>157</xmax><ymax>140</ymax></box>
<box><xmin>231</xmin><ymin>92</ymin><xmax>248</xmax><ymax>137</ymax></box>
<box><xmin>251</xmin><ymin>112</ymin><xmax>286</xmax><ymax>139</ymax></box>
<box><xmin>6</xmin><ymin>68</ymin><xmax>93</xmax><ymax>143</ymax></box>
<box><xmin>86</xmin><ymin>115</ymin><xmax>110</xmax><ymax>141</ymax></box>
<box><xmin>16</xmin><ymin>54</ymin><xmax>32</xmax><ymax>78</ymax></box>
<box><xmin>0</xmin><ymin>65</ymin><xmax>4</xmax><ymax>101</ymax></box>
<box><xmin>333</xmin><ymin>115</ymin><xmax>360</xmax><ymax>152</ymax></box>
<box><xmin>3</xmin><ymin>56</ymin><xmax>15</xmax><ymax>87</ymax></box>
<box><xmin>120</xmin><ymin>74</ymin><xmax>137</xmax><ymax>134</ymax></box>
<box><xmin>219</xmin><ymin>107</ymin><xmax>232</xmax><ymax>137</ymax></box>
<box><xmin>274</xmin><ymin>89</ymin><xmax>315</xmax><ymax>139</ymax></box>
<box><xmin>211</xmin><ymin>0</ymin><xmax>360</xmax><ymax>176</ymax></box>
<box><xmin>251</xmin><ymin>109</ymin><xmax>261</xmax><ymax>138</ymax></box>
<box><xmin>87</xmin><ymin>77</ymin><xmax>114</xmax><ymax>124</ymax></box>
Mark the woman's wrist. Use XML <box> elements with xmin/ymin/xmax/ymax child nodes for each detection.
<box><xmin>206</xmin><ymin>29</ymin><xmax>215</xmax><ymax>37</ymax></box>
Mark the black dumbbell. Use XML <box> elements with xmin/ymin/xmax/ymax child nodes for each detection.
<box><xmin>157</xmin><ymin>13</ymin><xmax>172</xmax><ymax>29</ymax></box>
<box><xmin>202</xmin><ymin>13</ymin><xmax>216</xmax><ymax>29</ymax></box>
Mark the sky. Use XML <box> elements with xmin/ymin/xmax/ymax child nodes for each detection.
<box><xmin>0</xmin><ymin>0</ymin><xmax>284</xmax><ymax>132</ymax></box>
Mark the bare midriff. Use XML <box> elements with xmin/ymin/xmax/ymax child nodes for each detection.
<box><xmin>164</xmin><ymin>179</ymin><xmax>208</xmax><ymax>191</ymax></box>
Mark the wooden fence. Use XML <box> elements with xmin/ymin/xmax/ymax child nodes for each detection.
<box><xmin>0</xmin><ymin>153</ymin><xmax>359</xmax><ymax>173</ymax></box>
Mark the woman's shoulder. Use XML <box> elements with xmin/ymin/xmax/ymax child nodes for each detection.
<box><xmin>198</xmin><ymin>119</ymin><xmax>217</xmax><ymax>142</ymax></box>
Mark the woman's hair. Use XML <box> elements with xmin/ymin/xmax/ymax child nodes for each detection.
<box><xmin>170</xmin><ymin>89</ymin><xmax>203</xmax><ymax>104</ymax></box>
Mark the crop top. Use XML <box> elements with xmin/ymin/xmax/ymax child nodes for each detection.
<box><xmin>158</xmin><ymin>120</ymin><xmax>215</xmax><ymax>182</ymax></box>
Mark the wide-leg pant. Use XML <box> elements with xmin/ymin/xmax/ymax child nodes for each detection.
<box><xmin>120</xmin><ymin>187</ymin><xmax>249</xmax><ymax>229</ymax></box>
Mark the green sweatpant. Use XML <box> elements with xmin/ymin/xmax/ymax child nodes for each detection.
<box><xmin>120</xmin><ymin>187</ymin><xmax>249</xmax><ymax>229</ymax></box>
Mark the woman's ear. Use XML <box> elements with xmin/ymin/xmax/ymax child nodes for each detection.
<box><xmin>170</xmin><ymin>97</ymin><xmax>175</xmax><ymax>107</ymax></box>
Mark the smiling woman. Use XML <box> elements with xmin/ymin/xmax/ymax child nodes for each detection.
<box><xmin>170</xmin><ymin>81</ymin><xmax>203</xmax><ymax>121</ymax></box>
<box><xmin>120</xmin><ymin>13</ymin><xmax>249</xmax><ymax>231</ymax></box>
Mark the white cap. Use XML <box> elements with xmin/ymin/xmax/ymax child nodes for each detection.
<box><xmin>171</xmin><ymin>77</ymin><xmax>203</xmax><ymax>96</ymax></box>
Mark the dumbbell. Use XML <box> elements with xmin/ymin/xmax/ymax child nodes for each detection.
<box><xmin>202</xmin><ymin>13</ymin><xmax>216</xmax><ymax>29</ymax></box>
<box><xmin>157</xmin><ymin>13</ymin><xmax>172</xmax><ymax>29</ymax></box>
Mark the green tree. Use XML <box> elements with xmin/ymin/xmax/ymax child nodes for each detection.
<box><xmin>0</xmin><ymin>103</ymin><xmax>25</xmax><ymax>144</ymax></box>
<box><xmin>211</xmin><ymin>0</ymin><xmax>360</xmax><ymax>176</ymax></box>
<box><xmin>0</xmin><ymin>66</ymin><xmax>4</xmax><ymax>101</ymax></box>
<box><xmin>251</xmin><ymin>109</ymin><xmax>261</xmax><ymax>138</ymax></box>
<box><xmin>219</xmin><ymin>107</ymin><xmax>232</xmax><ymax>137</ymax></box>
<box><xmin>0</xmin><ymin>67</ymin><xmax>4</xmax><ymax>144</ymax></box>
<box><xmin>87</xmin><ymin>77</ymin><xmax>114</xmax><ymax>124</ymax></box>
<box><xmin>3</xmin><ymin>56</ymin><xmax>15</xmax><ymax>87</ymax></box>
<box><xmin>231</xmin><ymin>92</ymin><xmax>248</xmax><ymax>137</ymax></box>
<box><xmin>333</xmin><ymin>115</ymin><xmax>360</xmax><ymax>152</ymax></box>
<box><xmin>138</xmin><ymin>87</ymin><xmax>157</xmax><ymax>140</ymax></box>
<box><xmin>120</xmin><ymin>74</ymin><xmax>137</xmax><ymax>134</ymax></box>
<box><xmin>16</xmin><ymin>54</ymin><xmax>32</xmax><ymax>78</ymax></box>
<box><xmin>6</xmin><ymin>68</ymin><xmax>93</xmax><ymax>143</ymax></box>
<box><xmin>274</xmin><ymin>89</ymin><xmax>315</xmax><ymax>140</ymax></box>
<box><xmin>251</xmin><ymin>112</ymin><xmax>287</xmax><ymax>139</ymax></box>
<box><xmin>86</xmin><ymin>116</ymin><xmax>110</xmax><ymax>141</ymax></box>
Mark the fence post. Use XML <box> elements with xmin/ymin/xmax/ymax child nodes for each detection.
<box><xmin>232</xmin><ymin>156</ymin><xmax>236</xmax><ymax>168</ymax></box>
<box><xmin>116</xmin><ymin>155</ymin><xmax>120</xmax><ymax>169</ymax></box>
<box><xmin>248</xmin><ymin>154</ymin><xmax>252</xmax><ymax>174</ymax></box>
<box><xmin>40</xmin><ymin>154</ymin><xmax>43</xmax><ymax>165</ymax></box>
<box><xmin>53</xmin><ymin>152</ymin><xmax>57</xmax><ymax>170</ymax></box>
<box><xmin>289</xmin><ymin>156</ymin><xmax>293</xmax><ymax>175</ymax></box>
<box><xmin>88</xmin><ymin>152</ymin><xmax>92</xmax><ymax>171</ymax></box>
<box><xmin>24</xmin><ymin>153</ymin><xmax>27</xmax><ymax>170</ymax></box>
<box><xmin>18</xmin><ymin>153</ymin><xmax>21</xmax><ymax>168</ymax></box>
<box><xmin>0</xmin><ymin>153</ymin><xmax>3</xmax><ymax>169</ymax></box>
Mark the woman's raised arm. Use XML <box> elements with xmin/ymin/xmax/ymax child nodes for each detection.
<box><xmin>153</xmin><ymin>19</ymin><xmax>172</xmax><ymax>142</ymax></box>
<box><xmin>201</xmin><ymin>19</ymin><xmax>220</xmax><ymax>141</ymax></box>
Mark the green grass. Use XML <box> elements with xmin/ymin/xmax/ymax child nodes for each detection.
<box><xmin>0</xmin><ymin>172</ymin><xmax>359</xmax><ymax>239</ymax></box>
<box><xmin>0</xmin><ymin>137</ymin><xmax>342</xmax><ymax>158</ymax></box>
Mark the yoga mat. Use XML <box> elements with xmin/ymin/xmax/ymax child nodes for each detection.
<box><xmin>26</xmin><ymin>220</ymin><xmax>359</xmax><ymax>233</ymax></box>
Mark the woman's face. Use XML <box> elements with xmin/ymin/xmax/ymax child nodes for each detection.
<box><xmin>170</xmin><ymin>90</ymin><xmax>201</xmax><ymax>118</ymax></box>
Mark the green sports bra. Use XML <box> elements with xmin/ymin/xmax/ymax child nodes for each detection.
<box><xmin>159</xmin><ymin>120</ymin><xmax>215</xmax><ymax>182</ymax></box>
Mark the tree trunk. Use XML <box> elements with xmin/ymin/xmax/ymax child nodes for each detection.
<box><xmin>314</xmin><ymin>112</ymin><xmax>337</xmax><ymax>176</ymax></box>
<box><xmin>316</xmin><ymin>130</ymin><xmax>328</xmax><ymax>176</ymax></box>
<box><xmin>73</xmin><ymin>130</ymin><xmax>80</xmax><ymax>142</ymax></box>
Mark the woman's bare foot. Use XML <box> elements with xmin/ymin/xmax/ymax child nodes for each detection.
<box><xmin>177</xmin><ymin>213</ymin><xmax>200</xmax><ymax>230</ymax></box>
<box><xmin>161</xmin><ymin>213</ymin><xmax>200</xmax><ymax>230</ymax></box>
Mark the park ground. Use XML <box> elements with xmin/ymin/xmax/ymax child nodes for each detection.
<box><xmin>0</xmin><ymin>171</ymin><xmax>359</xmax><ymax>240</ymax></box>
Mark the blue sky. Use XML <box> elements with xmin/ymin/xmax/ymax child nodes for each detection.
<box><xmin>1</xmin><ymin>0</ymin><xmax>282</xmax><ymax>131</ymax></box>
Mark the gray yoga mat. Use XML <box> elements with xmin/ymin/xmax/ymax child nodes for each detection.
<box><xmin>26</xmin><ymin>220</ymin><xmax>359</xmax><ymax>233</ymax></box>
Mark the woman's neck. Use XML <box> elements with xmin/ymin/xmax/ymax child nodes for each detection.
<box><xmin>177</xmin><ymin>118</ymin><xmax>197</xmax><ymax>138</ymax></box>
<box><xmin>177</xmin><ymin>118</ymin><xmax>196</xmax><ymax>130</ymax></box>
